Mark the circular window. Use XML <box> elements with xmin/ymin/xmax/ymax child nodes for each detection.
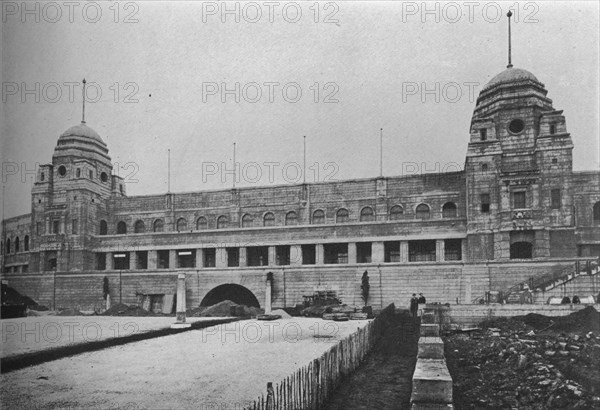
<box><xmin>58</xmin><ymin>165</ymin><xmax>67</xmax><ymax>177</ymax></box>
<box><xmin>101</xmin><ymin>172</ymin><xmax>108</xmax><ymax>182</ymax></box>
<box><xmin>508</xmin><ymin>119</ymin><xmax>525</xmax><ymax>134</ymax></box>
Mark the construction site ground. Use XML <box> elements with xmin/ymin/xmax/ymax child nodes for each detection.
<box><xmin>444</xmin><ymin>306</ymin><xmax>600</xmax><ymax>409</ymax></box>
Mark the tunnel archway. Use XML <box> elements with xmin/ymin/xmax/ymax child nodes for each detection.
<box><xmin>200</xmin><ymin>284</ymin><xmax>261</xmax><ymax>308</ymax></box>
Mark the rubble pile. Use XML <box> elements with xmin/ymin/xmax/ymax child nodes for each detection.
<box><xmin>101</xmin><ymin>303</ymin><xmax>153</xmax><ymax>316</ymax></box>
<box><xmin>187</xmin><ymin>300</ymin><xmax>263</xmax><ymax>317</ymax></box>
<box><xmin>444</xmin><ymin>307</ymin><xmax>600</xmax><ymax>409</ymax></box>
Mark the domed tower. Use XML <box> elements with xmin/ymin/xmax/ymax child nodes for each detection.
<box><xmin>30</xmin><ymin>119</ymin><xmax>126</xmax><ymax>272</ymax></box>
<box><xmin>465</xmin><ymin>18</ymin><xmax>575</xmax><ymax>261</ymax></box>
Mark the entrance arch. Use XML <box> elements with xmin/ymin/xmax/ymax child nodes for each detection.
<box><xmin>510</xmin><ymin>242</ymin><xmax>533</xmax><ymax>259</ymax></box>
<box><xmin>200</xmin><ymin>284</ymin><xmax>261</xmax><ymax>308</ymax></box>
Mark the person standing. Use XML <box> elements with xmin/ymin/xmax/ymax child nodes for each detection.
<box><xmin>410</xmin><ymin>293</ymin><xmax>419</xmax><ymax>318</ymax></box>
<box><xmin>418</xmin><ymin>293</ymin><xmax>426</xmax><ymax>304</ymax></box>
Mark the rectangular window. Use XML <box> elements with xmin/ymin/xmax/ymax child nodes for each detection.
<box><xmin>177</xmin><ymin>250</ymin><xmax>195</xmax><ymax>268</ymax></box>
<box><xmin>113</xmin><ymin>252</ymin><xmax>129</xmax><ymax>270</ymax></box>
<box><xmin>513</xmin><ymin>191</ymin><xmax>526</xmax><ymax>209</ymax></box>
<box><xmin>550</xmin><ymin>124</ymin><xmax>556</xmax><ymax>134</ymax></box>
<box><xmin>324</xmin><ymin>243</ymin><xmax>348</xmax><ymax>264</ymax></box>
<box><xmin>76</xmin><ymin>168</ymin><xmax>81</xmax><ymax>178</ymax></box>
<box><xmin>53</xmin><ymin>220</ymin><xmax>60</xmax><ymax>234</ymax></box>
<box><xmin>551</xmin><ymin>189</ymin><xmax>561</xmax><ymax>209</ymax></box>
<box><xmin>480</xmin><ymin>129</ymin><xmax>487</xmax><ymax>141</ymax></box>
<box><xmin>36</xmin><ymin>222</ymin><xmax>42</xmax><ymax>235</ymax></box>
<box><xmin>137</xmin><ymin>251</ymin><xmax>148</xmax><ymax>269</ymax></box>
<box><xmin>72</xmin><ymin>219</ymin><xmax>78</xmax><ymax>234</ymax></box>
<box><xmin>408</xmin><ymin>240</ymin><xmax>436</xmax><ymax>262</ymax></box>
<box><xmin>96</xmin><ymin>253</ymin><xmax>106</xmax><ymax>270</ymax></box>
<box><xmin>356</xmin><ymin>242</ymin><xmax>372</xmax><ymax>263</ymax></box>
<box><xmin>227</xmin><ymin>248</ymin><xmax>239</xmax><ymax>267</ymax></box>
<box><xmin>22</xmin><ymin>265</ymin><xmax>28</xmax><ymax>273</ymax></box>
<box><xmin>89</xmin><ymin>170</ymin><xmax>94</xmax><ymax>179</ymax></box>
<box><xmin>480</xmin><ymin>193</ymin><xmax>490</xmax><ymax>213</ymax></box>
<box><xmin>444</xmin><ymin>239</ymin><xmax>462</xmax><ymax>261</ymax></box>
<box><xmin>157</xmin><ymin>250</ymin><xmax>170</xmax><ymax>269</ymax></box>
<box><xmin>302</xmin><ymin>244</ymin><xmax>316</xmax><ymax>265</ymax></box>
<box><xmin>384</xmin><ymin>241</ymin><xmax>400</xmax><ymax>262</ymax></box>
<box><xmin>203</xmin><ymin>248</ymin><xmax>216</xmax><ymax>268</ymax></box>
<box><xmin>247</xmin><ymin>246</ymin><xmax>269</xmax><ymax>266</ymax></box>
<box><xmin>276</xmin><ymin>245</ymin><xmax>290</xmax><ymax>266</ymax></box>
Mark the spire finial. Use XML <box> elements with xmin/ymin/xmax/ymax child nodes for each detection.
<box><xmin>82</xmin><ymin>78</ymin><xmax>87</xmax><ymax>123</ymax></box>
<box><xmin>506</xmin><ymin>11</ymin><xmax>513</xmax><ymax>68</ymax></box>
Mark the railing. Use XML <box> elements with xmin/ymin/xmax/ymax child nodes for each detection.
<box><xmin>244</xmin><ymin>303</ymin><xmax>396</xmax><ymax>410</ymax></box>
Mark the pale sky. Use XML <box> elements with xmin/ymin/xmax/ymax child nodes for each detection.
<box><xmin>2</xmin><ymin>1</ymin><xmax>599</xmax><ymax>219</ymax></box>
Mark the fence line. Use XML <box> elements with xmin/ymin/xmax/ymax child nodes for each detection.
<box><xmin>246</xmin><ymin>303</ymin><xmax>396</xmax><ymax>410</ymax></box>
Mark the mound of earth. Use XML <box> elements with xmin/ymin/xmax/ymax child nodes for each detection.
<box><xmin>101</xmin><ymin>303</ymin><xmax>152</xmax><ymax>316</ymax></box>
<box><xmin>188</xmin><ymin>300</ymin><xmax>263</xmax><ymax>317</ymax></box>
<box><xmin>269</xmin><ymin>309</ymin><xmax>292</xmax><ymax>318</ymax></box>
<box><xmin>56</xmin><ymin>308</ymin><xmax>84</xmax><ymax>316</ymax></box>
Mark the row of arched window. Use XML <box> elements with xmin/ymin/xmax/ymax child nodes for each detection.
<box><xmin>100</xmin><ymin>202</ymin><xmax>461</xmax><ymax>235</ymax></box>
<box><xmin>2</xmin><ymin>235</ymin><xmax>29</xmax><ymax>254</ymax></box>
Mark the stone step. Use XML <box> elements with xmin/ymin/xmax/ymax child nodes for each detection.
<box><xmin>418</xmin><ymin>337</ymin><xmax>445</xmax><ymax>359</ymax></box>
<box><xmin>411</xmin><ymin>358</ymin><xmax>453</xmax><ymax>405</ymax></box>
<box><xmin>420</xmin><ymin>324</ymin><xmax>440</xmax><ymax>337</ymax></box>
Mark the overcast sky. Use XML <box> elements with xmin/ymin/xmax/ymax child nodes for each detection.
<box><xmin>2</xmin><ymin>1</ymin><xmax>599</xmax><ymax>219</ymax></box>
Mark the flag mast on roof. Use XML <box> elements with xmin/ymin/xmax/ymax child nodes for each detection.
<box><xmin>82</xmin><ymin>78</ymin><xmax>87</xmax><ymax>124</ymax></box>
<box><xmin>507</xmin><ymin>11</ymin><xmax>513</xmax><ymax>68</ymax></box>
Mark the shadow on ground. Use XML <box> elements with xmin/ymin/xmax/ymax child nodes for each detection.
<box><xmin>325</xmin><ymin>312</ymin><xmax>419</xmax><ymax>410</ymax></box>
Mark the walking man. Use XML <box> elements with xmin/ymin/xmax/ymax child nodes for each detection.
<box><xmin>410</xmin><ymin>293</ymin><xmax>419</xmax><ymax>318</ymax></box>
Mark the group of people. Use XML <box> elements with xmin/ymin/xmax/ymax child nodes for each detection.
<box><xmin>409</xmin><ymin>293</ymin><xmax>426</xmax><ymax>318</ymax></box>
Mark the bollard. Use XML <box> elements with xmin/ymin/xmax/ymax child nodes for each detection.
<box><xmin>171</xmin><ymin>273</ymin><xmax>191</xmax><ymax>329</ymax></box>
<box><xmin>265</xmin><ymin>278</ymin><xmax>272</xmax><ymax>314</ymax></box>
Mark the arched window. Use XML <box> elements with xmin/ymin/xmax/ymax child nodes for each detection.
<box><xmin>24</xmin><ymin>235</ymin><xmax>29</xmax><ymax>251</ymax></box>
<box><xmin>99</xmin><ymin>220</ymin><xmax>108</xmax><ymax>235</ymax></box>
<box><xmin>442</xmin><ymin>202</ymin><xmax>457</xmax><ymax>218</ymax></box>
<box><xmin>15</xmin><ymin>237</ymin><xmax>20</xmax><ymax>253</ymax></box>
<box><xmin>116</xmin><ymin>221</ymin><xmax>127</xmax><ymax>234</ymax></box>
<box><xmin>390</xmin><ymin>205</ymin><xmax>404</xmax><ymax>220</ymax></box>
<box><xmin>176</xmin><ymin>218</ymin><xmax>187</xmax><ymax>231</ymax></box>
<box><xmin>217</xmin><ymin>215</ymin><xmax>228</xmax><ymax>229</ymax></box>
<box><xmin>285</xmin><ymin>211</ymin><xmax>298</xmax><ymax>226</ymax></box>
<box><xmin>312</xmin><ymin>209</ymin><xmax>325</xmax><ymax>224</ymax></box>
<box><xmin>153</xmin><ymin>219</ymin><xmax>164</xmax><ymax>232</ymax></box>
<box><xmin>360</xmin><ymin>207</ymin><xmax>375</xmax><ymax>222</ymax></box>
<box><xmin>5</xmin><ymin>239</ymin><xmax>10</xmax><ymax>254</ymax></box>
<box><xmin>482</xmin><ymin>164</ymin><xmax>488</xmax><ymax>172</ymax></box>
<box><xmin>242</xmin><ymin>214</ymin><xmax>254</xmax><ymax>228</ymax></box>
<box><xmin>134</xmin><ymin>220</ymin><xmax>145</xmax><ymax>233</ymax></box>
<box><xmin>336</xmin><ymin>208</ymin><xmax>349</xmax><ymax>223</ymax></box>
<box><xmin>416</xmin><ymin>204</ymin><xmax>430</xmax><ymax>220</ymax></box>
<box><xmin>196</xmin><ymin>217</ymin><xmax>208</xmax><ymax>230</ymax></box>
<box><xmin>263</xmin><ymin>212</ymin><xmax>275</xmax><ymax>227</ymax></box>
<box><xmin>594</xmin><ymin>202</ymin><xmax>600</xmax><ymax>225</ymax></box>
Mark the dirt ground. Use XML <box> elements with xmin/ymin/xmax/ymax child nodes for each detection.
<box><xmin>0</xmin><ymin>317</ymin><xmax>369</xmax><ymax>409</ymax></box>
<box><xmin>444</xmin><ymin>306</ymin><xmax>600</xmax><ymax>409</ymax></box>
<box><xmin>325</xmin><ymin>312</ymin><xmax>419</xmax><ymax>410</ymax></box>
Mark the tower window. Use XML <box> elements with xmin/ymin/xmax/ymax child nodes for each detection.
<box><xmin>76</xmin><ymin>168</ymin><xmax>81</xmax><ymax>178</ymax></box>
<box><xmin>101</xmin><ymin>172</ymin><xmax>108</xmax><ymax>182</ymax></box>
<box><xmin>480</xmin><ymin>193</ymin><xmax>490</xmax><ymax>213</ymax></box>
<box><xmin>552</xmin><ymin>158</ymin><xmax>558</xmax><ymax>164</ymax></box>
<box><xmin>72</xmin><ymin>219</ymin><xmax>78</xmax><ymax>234</ymax></box>
<box><xmin>41</xmin><ymin>172</ymin><xmax>45</xmax><ymax>181</ymax></box>
<box><xmin>513</xmin><ymin>191</ymin><xmax>526</xmax><ymax>209</ymax></box>
<box><xmin>550</xmin><ymin>124</ymin><xmax>556</xmax><ymax>134</ymax></box>
<box><xmin>53</xmin><ymin>220</ymin><xmax>60</xmax><ymax>234</ymax></box>
<box><xmin>480</xmin><ymin>129</ymin><xmax>487</xmax><ymax>141</ymax></box>
<box><xmin>58</xmin><ymin>166</ymin><xmax>67</xmax><ymax>177</ymax></box>
<box><xmin>508</xmin><ymin>119</ymin><xmax>525</xmax><ymax>134</ymax></box>
<box><xmin>89</xmin><ymin>170</ymin><xmax>94</xmax><ymax>179</ymax></box>
<box><xmin>481</xmin><ymin>163</ymin><xmax>489</xmax><ymax>172</ymax></box>
<box><xmin>551</xmin><ymin>189</ymin><xmax>561</xmax><ymax>209</ymax></box>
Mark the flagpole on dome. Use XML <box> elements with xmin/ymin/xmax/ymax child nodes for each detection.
<box><xmin>82</xmin><ymin>79</ymin><xmax>86</xmax><ymax>124</ymax></box>
<box><xmin>507</xmin><ymin>11</ymin><xmax>513</xmax><ymax>68</ymax></box>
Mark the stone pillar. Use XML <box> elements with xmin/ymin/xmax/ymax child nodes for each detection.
<box><xmin>400</xmin><ymin>241</ymin><xmax>409</xmax><ymax>263</ymax></box>
<box><xmin>265</xmin><ymin>276</ymin><xmax>273</xmax><ymax>314</ymax></box>
<box><xmin>268</xmin><ymin>246</ymin><xmax>276</xmax><ymax>267</ymax></box>
<box><xmin>106</xmin><ymin>252</ymin><xmax>114</xmax><ymax>270</ymax></box>
<box><xmin>372</xmin><ymin>242</ymin><xmax>385</xmax><ymax>263</ymax></box>
<box><xmin>171</xmin><ymin>273</ymin><xmax>191</xmax><ymax>328</ymax></box>
<box><xmin>148</xmin><ymin>250</ymin><xmax>158</xmax><ymax>269</ymax></box>
<box><xmin>169</xmin><ymin>250</ymin><xmax>177</xmax><ymax>269</ymax></box>
<box><xmin>290</xmin><ymin>245</ymin><xmax>302</xmax><ymax>266</ymax></box>
<box><xmin>348</xmin><ymin>242</ymin><xmax>357</xmax><ymax>264</ymax></box>
<box><xmin>436</xmin><ymin>240</ymin><xmax>445</xmax><ymax>262</ymax></box>
<box><xmin>239</xmin><ymin>247</ymin><xmax>247</xmax><ymax>267</ymax></box>
<box><xmin>316</xmin><ymin>244</ymin><xmax>325</xmax><ymax>265</ymax></box>
<box><xmin>129</xmin><ymin>252</ymin><xmax>136</xmax><ymax>270</ymax></box>
<box><xmin>195</xmin><ymin>248</ymin><xmax>203</xmax><ymax>268</ymax></box>
<box><xmin>216</xmin><ymin>248</ymin><xmax>227</xmax><ymax>268</ymax></box>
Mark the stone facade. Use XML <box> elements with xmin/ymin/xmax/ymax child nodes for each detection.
<box><xmin>2</xmin><ymin>66</ymin><xmax>599</xmax><ymax>311</ymax></box>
